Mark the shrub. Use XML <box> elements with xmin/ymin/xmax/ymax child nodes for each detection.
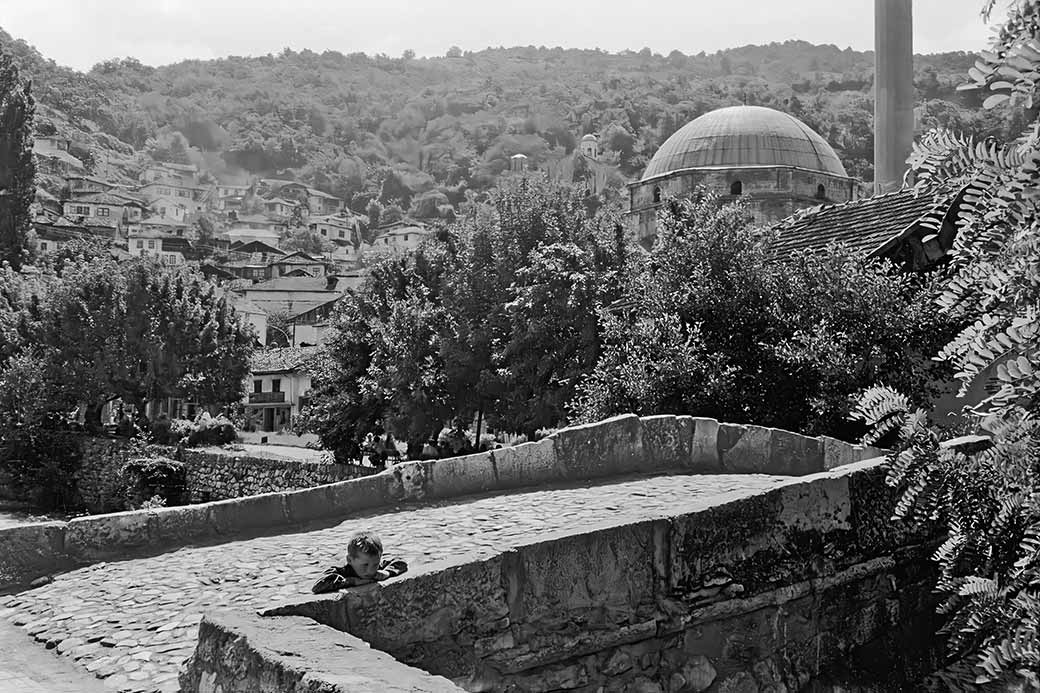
<box><xmin>120</xmin><ymin>455</ymin><xmax>186</xmax><ymax>508</ymax></box>
<box><xmin>149</xmin><ymin>412</ymin><xmax>236</xmax><ymax>447</ymax></box>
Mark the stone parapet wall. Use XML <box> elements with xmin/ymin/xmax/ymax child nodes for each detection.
<box><xmin>0</xmin><ymin>415</ymin><xmax>884</xmax><ymax>592</ymax></box>
<box><xmin>194</xmin><ymin>459</ymin><xmax>934</xmax><ymax>693</ymax></box>
<box><xmin>180</xmin><ymin>450</ymin><xmax>373</xmax><ymax>504</ymax></box>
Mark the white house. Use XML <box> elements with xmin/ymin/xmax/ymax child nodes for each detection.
<box><xmin>242</xmin><ymin>346</ymin><xmax>317</xmax><ymax>433</ymax></box>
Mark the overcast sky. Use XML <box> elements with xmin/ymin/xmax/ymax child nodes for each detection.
<box><xmin>1</xmin><ymin>0</ymin><xmax>1000</xmax><ymax>72</ymax></box>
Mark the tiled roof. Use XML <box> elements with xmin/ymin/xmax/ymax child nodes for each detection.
<box><xmin>250</xmin><ymin>346</ymin><xmax>319</xmax><ymax>374</ymax></box>
<box><xmin>770</xmin><ymin>188</ymin><xmax>945</xmax><ymax>259</ymax></box>
<box><xmin>70</xmin><ymin>191</ymin><xmax>144</xmax><ymax>207</ymax></box>
<box><xmin>270</xmin><ymin>251</ymin><xmax>323</xmax><ymax>265</ymax></box>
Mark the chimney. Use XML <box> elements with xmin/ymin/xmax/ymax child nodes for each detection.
<box><xmin>874</xmin><ymin>0</ymin><xmax>914</xmax><ymax>194</ymax></box>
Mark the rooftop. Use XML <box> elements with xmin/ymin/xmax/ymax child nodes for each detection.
<box><xmin>642</xmin><ymin>105</ymin><xmax>849</xmax><ymax>181</ymax></box>
<box><xmin>69</xmin><ymin>191</ymin><xmax>144</xmax><ymax>207</ymax></box>
<box><xmin>770</xmin><ymin>188</ymin><xmax>945</xmax><ymax>259</ymax></box>
<box><xmin>250</xmin><ymin>346</ymin><xmax>318</xmax><ymax>374</ymax></box>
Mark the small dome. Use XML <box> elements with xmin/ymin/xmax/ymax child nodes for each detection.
<box><xmin>510</xmin><ymin>153</ymin><xmax>528</xmax><ymax>159</ymax></box>
<box><xmin>581</xmin><ymin>134</ymin><xmax>598</xmax><ymax>141</ymax></box>
<box><xmin>642</xmin><ymin>105</ymin><xmax>847</xmax><ymax>181</ymax></box>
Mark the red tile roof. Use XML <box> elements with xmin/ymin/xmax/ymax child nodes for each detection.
<box><xmin>770</xmin><ymin>188</ymin><xmax>946</xmax><ymax>259</ymax></box>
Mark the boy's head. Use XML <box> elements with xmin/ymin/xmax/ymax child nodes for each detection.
<box><xmin>346</xmin><ymin>532</ymin><xmax>383</xmax><ymax>579</ymax></box>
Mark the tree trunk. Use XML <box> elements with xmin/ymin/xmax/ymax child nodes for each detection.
<box><xmin>83</xmin><ymin>402</ymin><xmax>104</xmax><ymax>433</ymax></box>
<box><xmin>474</xmin><ymin>408</ymin><xmax>483</xmax><ymax>451</ymax></box>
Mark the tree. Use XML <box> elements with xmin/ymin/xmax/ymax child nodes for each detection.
<box><xmin>850</xmin><ymin>2</ymin><xmax>1040</xmax><ymax>685</ymax></box>
<box><xmin>446</xmin><ymin>46</ymin><xmax>463</xmax><ymax>58</ymax></box>
<box><xmin>0</xmin><ymin>256</ymin><xmax>255</xmax><ymax>430</ymax></box>
<box><xmin>281</xmin><ymin>228</ymin><xmax>332</xmax><ymax>255</ymax></box>
<box><xmin>573</xmin><ymin>191</ymin><xmax>955</xmax><ymax>440</ymax></box>
<box><xmin>0</xmin><ymin>50</ymin><xmax>35</xmax><ymax>270</ymax></box>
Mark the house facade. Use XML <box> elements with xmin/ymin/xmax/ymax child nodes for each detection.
<box><xmin>242</xmin><ymin>347</ymin><xmax>316</xmax><ymax>433</ymax></box>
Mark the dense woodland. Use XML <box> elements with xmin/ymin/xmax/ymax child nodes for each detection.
<box><xmin>0</xmin><ymin>26</ymin><xmax>1033</xmax><ymax>217</ymax></box>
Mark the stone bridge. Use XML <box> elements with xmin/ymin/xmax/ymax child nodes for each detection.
<box><xmin>0</xmin><ymin>415</ymin><xmax>937</xmax><ymax>693</ymax></box>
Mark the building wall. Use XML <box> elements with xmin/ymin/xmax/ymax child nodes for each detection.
<box><xmin>628</xmin><ymin>166</ymin><xmax>857</xmax><ymax>242</ymax></box>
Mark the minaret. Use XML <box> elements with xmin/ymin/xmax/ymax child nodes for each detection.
<box><xmin>874</xmin><ymin>0</ymin><xmax>914</xmax><ymax>194</ymax></box>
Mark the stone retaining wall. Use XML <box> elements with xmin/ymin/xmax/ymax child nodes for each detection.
<box><xmin>74</xmin><ymin>438</ymin><xmax>374</xmax><ymax>513</ymax></box>
<box><xmin>180</xmin><ymin>450</ymin><xmax>374</xmax><ymax>504</ymax></box>
<box><xmin>0</xmin><ymin>415</ymin><xmax>884</xmax><ymax>592</ymax></box>
<box><xmin>184</xmin><ymin>459</ymin><xmax>935</xmax><ymax>693</ymax></box>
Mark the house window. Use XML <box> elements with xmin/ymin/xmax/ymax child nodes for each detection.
<box><xmin>384</xmin><ymin>239</ymin><xmax>389</xmax><ymax>245</ymax></box>
<box><xmin>73</xmin><ymin>205</ymin><xmax>90</xmax><ymax>215</ymax></box>
<box><xmin>271</xmin><ymin>378</ymin><xmax>282</xmax><ymax>392</ymax></box>
<box><xmin>338</xmin><ymin>230</ymin><xmax>345</xmax><ymax>238</ymax></box>
<box><xmin>730</xmin><ymin>180</ymin><xmax>743</xmax><ymax>195</ymax></box>
<box><xmin>39</xmin><ymin>242</ymin><xmax>48</xmax><ymax>252</ymax></box>
<box><xmin>136</xmin><ymin>240</ymin><xmax>144</xmax><ymax>249</ymax></box>
<box><xmin>97</xmin><ymin>207</ymin><xmax>110</xmax><ymax>217</ymax></box>
<box><xmin>148</xmin><ymin>240</ymin><xmax>155</xmax><ymax>249</ymax></box>
<box><xmin>176</xmin><ymin>229</ymin><xmax>183</xmax><ymax>237</ymax></box>
<box><xmin>320</xmin><ymin>229</ymin><xmax>327</xmax><ymax>236</ymax></box>
<box><xmin>253</xmin><ymin>380</ymin><xmax>262</xmax><ymax>393</ymax></box>
<box><xmin>652</xmin><ymin>186</ymin><xmax>661</xmax><ymax>203</ymax></box>
<box><xmin>404</xmin><ymin>234</ymin><xmax>409</xmax><ymax>241</ymax></box>
<box><xmin>160</xmin><ymin>207</ymin><xmax>167</xmax><ymax>217</ymax></box>
<box><xmin>816</xmin><ymin>183</ymin><xmax>827</xmax><ymax>199</ymax></box>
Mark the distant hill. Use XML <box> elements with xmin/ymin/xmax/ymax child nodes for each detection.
<box><xmin>1</xmin><ymin>28</ymin><xmax>1028</xmax><ymax>217</ymax></box>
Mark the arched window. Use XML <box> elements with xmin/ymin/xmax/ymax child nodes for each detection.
<box><xmin>816</xmin><ymin>183</ymin><xmax>827</xmax><ymax>199</ymax></box>
<box><xmin>653</xmin><ymin>186</ymin><xmax>662</xmax><ymax>203</ymax></box>
<box><xmin>730</xmin><ymin>180</ymin><xmax>743</xmax><ymax>195</ymax></box>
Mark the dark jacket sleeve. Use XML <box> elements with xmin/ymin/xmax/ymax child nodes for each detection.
<box><xmin>380</xmin><ymin>557</ymin><xmax>408</xmax><ymax>578</ymax></box>
<box><xmin>311</xmin><ymin>565</ymin><xmax>367</xmax><ymax>594</ymax></box>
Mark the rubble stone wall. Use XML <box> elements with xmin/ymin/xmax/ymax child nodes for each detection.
<box><xmin>180</xmin><ymin>450</ymin><xmax>374</xmax><ymax>504</ymax></box>
<box><xmin>207</xmin><ymin>459</ymin><xmax>936</xmax><ymax>693</ymax></box>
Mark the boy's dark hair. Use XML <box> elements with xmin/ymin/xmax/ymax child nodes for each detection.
<box><xmin>347</xmin><ymin>532</ymin><xmax>383</xmax><ymax>558</ymax></box>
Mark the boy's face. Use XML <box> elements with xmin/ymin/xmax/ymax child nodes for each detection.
<box><xmin>347</xmin><ymin>550</ymin><xmax>381</xmax><ymax>579</ymax></box>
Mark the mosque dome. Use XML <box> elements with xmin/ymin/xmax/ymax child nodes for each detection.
<box><xmin>641</xmin><ymin>105</ymin><xmax>848</xmax><ymax>181</ymax></box>
<box><xmin>581</xmin><ymin>133</ymin><xmax>598</xmax><ymax>141</ymax></box>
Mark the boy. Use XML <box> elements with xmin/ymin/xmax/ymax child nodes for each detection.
<box><xmin>311</xmin><ymin>531</ymin><xmax>408</xmax><ymax>594</ymax></box>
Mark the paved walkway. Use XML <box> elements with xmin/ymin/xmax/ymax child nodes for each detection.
<box><xmin>0</xmin><ymin>619</ymin><xmax>108</xmax><ymax>692</ymax></box>
<box><xmin>1</xmin><ymin>473</ymin><xmax>788</xmax><ymax>692</ymax></box>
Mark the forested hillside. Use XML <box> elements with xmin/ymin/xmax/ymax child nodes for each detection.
<box><xmin>1</xmin><ymin>27</ymin><xmax>1030</xmax><ymax>215</ymax></box>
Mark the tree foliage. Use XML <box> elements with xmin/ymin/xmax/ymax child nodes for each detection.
<box><xmin>0</xmin><ymin>48</ymin><xmax>35</xmax><ymax>270</ymax></box>
<box><xmin>301</xmin><ymin>177</ymin><xmax>624</xmax><ymax>457</ymax></box>
<box><xmin>851</xmin><ymin>2</ymin><xmax>1040</xmax><ymax>687</ymax></box>
<box><xmin>0</xmin><ymin>254</ymin><xmax>255</xmax><ymax>431</ymax></box>
<box><xmin>572</xmin><ymin>192</ymin><xmax>956</xmax><ymax>438</ymax></box>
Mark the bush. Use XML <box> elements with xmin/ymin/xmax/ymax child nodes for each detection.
<box><xmin>149</xmin><ymin>412</ymin><xmax>236</xmax><ymax>447</ymax></box>
<box><xmin>120</xmin><ymin>455</ymin><xmax>185</xmax><ymax>508</ymax></box>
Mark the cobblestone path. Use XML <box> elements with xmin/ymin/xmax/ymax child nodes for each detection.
<box><xmin>1</xmin><ymin>473</ymin><xmax>788</xmax><ymax>692</ymax></box>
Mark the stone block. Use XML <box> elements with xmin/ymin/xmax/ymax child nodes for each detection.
<box><xmin>65</xmin><ymin>510</ymin><xmax>152</xmax><ymax>560</ymax></box>
<box><xmin>324</xmin><ymin>473</ymin><xmax>392</xmax><ymax>514</ymax></box>
<box><xmin>769</xmin><ymin>429</ymin><xmax>824</xmax><ymax>476</ymax></box>
<box><xmin>426</xmin><ymin>452</ymin><xmax>498</xmax><ymax>500</ymax></box>
<box><xmin>491</xmin><ymin>438</ymin><xmax>559</xmax><ymax>490</ymax></box>
<box><xmin>689</xmin><ymin>417</ymin><xmax>721</xmax><ymax>472</ymax></box>
<box><xmin>342</xmin><ymin>557</ymin><xmax>510</xmax><ymax>679</ymax></box>
<box><xmin>386</xmin><ymin>460</ymin><xmax>433</xmax><ymax>502</ymax></box>
<box><xmin>640</xmin><ymin>415</ymin><xmax>693</xmax><ymax>472</ymax></box>
<box><xmin>775</xmin><ymin>475</ymin><xmax>851</xmax><ymax>533</ymax></box>
<box><xmin>551</xmin><ymin>414</ymin><xmax>643</xmax><ymax>481</ymax></box>
<box><xmin>147</xmin><ymin>503</ymin><xmax>215</xmax><ymax>546</ymax></box>
<box><xmin>0</xmin><ymin>521</ymin><xmax>67</xmax><ymax>589</ymax></box>
<box><xmin>508</xmin><ymin>522</ymin><xmax>656</xmax><ymax>630</ymax></box>
<box><xmin>282</xmin><ymin>484</ymin><xmax>336</xmax><ymax>525</ymax></box>
<box><xmin>207</xmin><ymin>492</ymin><xmax>288</xmax><ymax>536</ymax></box>
<box><xmin>718</xmin><ymin>424</ymin><xmax>772</xmax><ymax>474</ymax></box>
<box><xmin>819</xmin><ymin>435</ymin><xmax>855</xmax><ymax>471</ymax></box>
